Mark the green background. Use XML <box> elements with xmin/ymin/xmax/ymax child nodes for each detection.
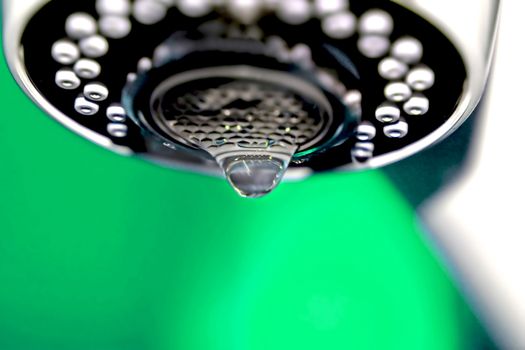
<box><xmin>0</xmin><ymin>31</ymin><xmax>483</xmax><ymax>349</ymax></box>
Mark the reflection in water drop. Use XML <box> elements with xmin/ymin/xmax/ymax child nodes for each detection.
<box><xmin>221</xmin><ymin>154</ymin><xmax>292</xmax><ymax>198</ymax></box>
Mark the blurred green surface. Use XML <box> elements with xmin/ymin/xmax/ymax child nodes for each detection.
<box><xmin>0</xmin><ymin>29</ymin><xmax>479</xmax><ymax>350</ymax></box>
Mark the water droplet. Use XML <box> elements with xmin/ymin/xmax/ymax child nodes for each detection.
<box><xmin>221</xmin><ymin>154</ymin><xmax>291</xmax><ymax>198</ymax></box>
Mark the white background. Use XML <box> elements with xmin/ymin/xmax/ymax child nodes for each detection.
<box><xmin>423</xmin><ymin>1</ymin><xmax>525</xmax><ymax>348</ymax></box>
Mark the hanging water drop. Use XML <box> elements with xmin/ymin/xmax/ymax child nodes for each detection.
<box><xmin>221</xmin><ymin>154</ymin><xmax>292</xmax><ymax>198</ymax></box>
